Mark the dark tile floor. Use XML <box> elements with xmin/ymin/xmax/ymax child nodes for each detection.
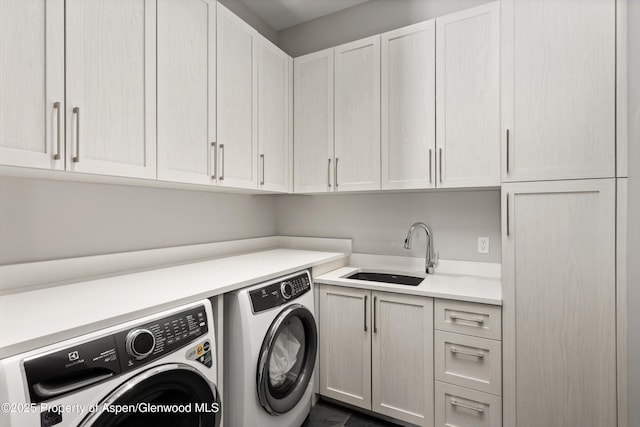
<box><xmin>302</xmin><ymin>400</ymin><xmax>400</xmax><ymax>427</ymax></box>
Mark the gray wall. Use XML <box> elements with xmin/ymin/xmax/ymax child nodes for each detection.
<box><xmin>627</xmin><ymin>0</ymin><xmax>640</xmax><ymax>425</ymax></box>
<box><xmin>275</xmin><ymin>191</ymin><xmax>501</xmax><ymax>263</ymax></box>
<box><xmin>0</xmin><ymin>177</ymin><xmax>277</xmax><ymax>265</ymax></box>
<box><xmin>277</xmin><ymin>0</ymin><xmax>491</xmax><ymax>57</ymax></box>
<box><xmin>219</xmin><ymin>0</ymin><xmax>278</xmax><ymax>44</ymax></box>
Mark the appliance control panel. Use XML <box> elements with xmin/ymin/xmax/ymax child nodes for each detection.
<box><xmin>23</xmin><ymin>304</ymin><xmax>209</xmax><ymax>403</ymax></box>
<box><xmin>250</xmin><ymin>271</ymin><xmax>311</xmax><ymax>314</ymax></box>
<box><xmin>114</xmin><ymin>305</ymin><xmax>208</xmax><ymax>372</ymax></box>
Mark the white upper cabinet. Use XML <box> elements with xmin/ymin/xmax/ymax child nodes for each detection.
<box><xmin>157</xmin><ymin>0</ymin><xmax>216</xmax><ymax>185</ymax></box>
<box><xmin>502</xmin><ymin>0</ymin><xmax>615</xmax><ymax>182</ymax></box>
<box><xmin>381</xmin><ymin>21</ymin><xmax>436</xmax><ymax>190</ymax></box>
<box><xmin>217</xmin><ymin>3</ymin><xmax>258</xmax><ymax>189</ymax></box>
<box><xmin>334</xmin><ymin>35</ymin><xmax>381</xmax><ymax>192</ymax></box>
<box><xmin>436</xmin><ymin>3</ymin><xmax>500</xmax><ymax>188</ymax></box>
<box><xmin>65</xmin><ymin>0</ymin><xmax>157</xmax><ymax>179</ymax></box>
<box><xmin>293</xmin><ymin>49</ymin><xmax>335</xmax><ymax>193</ymax></box>
<box><xmin>0</xmin><ymin>0</ymin><xmax>64</xmax><ymax>170</ymax></box>
<box><xmin>257</xmin><ymin>38</ymin><xmax>292</xmax><ymax>192</ymax></box>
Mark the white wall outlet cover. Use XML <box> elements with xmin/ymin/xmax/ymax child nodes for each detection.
<box><xmin>477</xmin><ymin>237</ymin><xmax>489</xmax><ymax>254</ymax></box>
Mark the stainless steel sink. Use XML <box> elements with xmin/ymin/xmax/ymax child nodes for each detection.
<box><xmin>346</xmin><ymin>271</ymin><xmax>424</xmax><ymax>286</ymax></box>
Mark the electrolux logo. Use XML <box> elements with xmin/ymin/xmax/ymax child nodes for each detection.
<box><xmin>68</xmin><ymin>351</ymin><xmax>79</xmax><ymax>362</ymax></box>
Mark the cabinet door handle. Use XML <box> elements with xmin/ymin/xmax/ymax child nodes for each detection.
<box><xmin>506</xmin><ymin>129</ymin><xmax>510</xmax><ymax>174</ymax></box>
<box><xmin>363</xmin><ymin>295</ymin><xmax>368</xmax><ymax>332</ymax></box>
<box><xmin>335</xmin><ymin>157</ymin><xmax>339</xmax><ymax>189</ymax></box>
<box><xmin>53</xmin><ymin>102</ymin><xmax>61</xmax><ymax>160</ymax></box>
<box><xmin>373</xmin><ymin>296</ymin><xmax>377</xmax><ymax>334</ymax></box>
<box><xmin>449</xmin><ymin>313</ymin><xmax>484</xmax><ymax>324</ymax></box>
<box><xmin>219</xmin><ymin>144</ymin><xmax>224</xmax><ymax>181</ymax></box>
<box><xmin>211</xmin><ymin>142</ymin><xmax>217</xmax><ymax>179</ymax></box>
<box><xmin>451</xmin><ymin>399</ymin><xmax>485</xmax><ymax>413</ymax></box>
<box><xmin>506</xmin><ymin>192</ymin><xmax>510</xmax><ymax>236</ymax></box>
<box><xmin>72</xmin><ymin>107</ymin><xmax>80</xmax><ymax>163</ymax></box>
<box><xmin>439</xmin><ymin>148</ymin><xmax>443</xmax><ymax>183</ymax></box>
<box><xmin>327</xmin><ymin>158</ymin><xmax>332</xmax><ymax>188</ymax></box>
<box><xmin>260</xmin><ymin>154</ymin><xmax>265</xmax><ymax>185</ymax></box>
<box><xmin>450</xmin><ymin>347</ymin><xmax>485</xmax><ymax>358</ymax></box>
<box><xmin>429</xmin><ymin>148</ymin><xmax>432</xmax><ymax>184</ymax></box>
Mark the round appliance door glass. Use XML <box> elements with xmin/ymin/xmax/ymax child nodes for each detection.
<box><xmin>257</xmin><ymin>304</ymin><xmax>318</xmax><ymax>415</ymax></box>
<box><xmin>79</xmin><ymin>364</ymin><xmax>220</xmax><ymax>427</ymax></box>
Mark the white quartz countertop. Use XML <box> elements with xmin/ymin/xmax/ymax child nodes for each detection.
<box><xmin>315</xmin><ymin>266</ymin><xmax>502</xmax><ymax>305</ymax></box>
<box><xmin>0</xmin><ymin>249</ymin><xmax>345</xmax><ymax>359</ymax></box>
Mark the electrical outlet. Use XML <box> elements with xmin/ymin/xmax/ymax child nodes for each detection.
<box><xmin>477</xmin><ymin>237</ymin><xmax>489</xmax><ymax>254</ymax></box>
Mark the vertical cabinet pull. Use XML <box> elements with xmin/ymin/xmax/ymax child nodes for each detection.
<box><xmin>53</xmin><ymin>102</ymin><xmax>61</xmax><ymax>160</ymax></box>
<box><xmin>219</xmin><ymin>144</ymin><xmax>225</xmax><ymax>181</ymax></box>
<box><xmin>334</xmin><ymin>157</ymin><xmax>339</xmax><ymax>189</ymax></box>
<box><xmin>72</xmin><ymin>107</ymin><xmax>80</xmax><ymax>163</ymax></box>
<box><xmin>211</xmin><ymin>142</ymin><xmax>217</xmax><ymax>179</ymax></box>
<box><xmin>373</xmin><ymin>296</ymin><xmax>377</xmax><ymax>333</ymax></box>
<box><xmin>429</xmin><ymin>148</ymin><xmax>432</xmax><ymax>184</ymax></box>
<box><xmin>327</xmin><ymin>158</ymin><xmax>332</xmax><ymax>188</ymax></box>
<box><xmin>363</xmin><ymin>295</ymin><xmax>368</xmax><ymax>332</ymax></box>
<box><xmin>506</xmin><ymin>129</ymin><xmax>510</xmax><ymax>174</ymax></box>
<box><xmin>260</xmin><ymin>154</ymin><xmax>265</xmax><ymax>185</ymax></box>
<box><xmin>439</xmin><ymin>148</ymin><xmax>443</xmax><ymax>183</ymax></box>
<box><xmin>506</xmin><ymin>192</ymin><xmax>510</xmax><ymax>236</ymax></box>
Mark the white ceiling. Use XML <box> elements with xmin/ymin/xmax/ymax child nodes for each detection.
<box><xmin>240</xmin><ymin>0</ymin><xmax>371</xmax><ymax>31</ymax></box>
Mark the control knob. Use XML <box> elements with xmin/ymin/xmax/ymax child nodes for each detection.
<box><xmin>281</xmin><ymin>281</ymin><xmax>294</xmax><ymax>300</ymax></box>
<box><xmin>125</xmin><ymin>329</ymin><xmax>156</xmax><ymax>360</ymax></box>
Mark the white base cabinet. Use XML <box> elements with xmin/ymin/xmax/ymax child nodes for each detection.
<box><xmin>502</xmin><ymin>179</ymin><xmax>616</xmax><ymax>427</ymax></box>
<box><xmin>319</xmin><ymin>285</ymin><xmax>433</xmax><ymax>427</ymax></box>
<box><xmin>435</xmin><ymin>382</ymin><xmax>501</xmax><ymax>427</ymax></box>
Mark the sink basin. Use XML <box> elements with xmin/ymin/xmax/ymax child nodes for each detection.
<box><xmin>346</xmin><ymin>272</ymin><xmax>424</xmax><ymax>286</ymax></box>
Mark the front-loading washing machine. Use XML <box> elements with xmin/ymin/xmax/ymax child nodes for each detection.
<box><xmin>225</xmin><ymin>270</ymin><xmax>318</xmax><ymax>427</ymax></box>
<box><xmin>0</xmin><ymin>299</ymin><xmax>221</xmax><ymax>427</ymax></box>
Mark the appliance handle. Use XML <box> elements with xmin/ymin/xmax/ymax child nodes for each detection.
<box><xmin>33</xmin><ymin>372</ymin><xmax>114</xmax><ymax>398</ymax></box>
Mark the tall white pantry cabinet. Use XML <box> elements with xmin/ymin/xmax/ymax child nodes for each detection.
<box><xmin>501</xmin><ymin>1</ymin><xmax>622</xmax><ymax>427</ymax></box>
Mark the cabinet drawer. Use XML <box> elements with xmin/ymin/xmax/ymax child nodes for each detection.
<box><xmin>435</xmin><ymin>331</ymin><xmax>501</xmax><ymax>395</ymax></box>
<box><xmin>434</xmin><ymin>299</ymin><xmax>501</xmax><ymax>340</ymax></box>
<box><xmin>435</xmin><ymin>382</ymin><xmax>501</xmax><ymax>427</ymax></box>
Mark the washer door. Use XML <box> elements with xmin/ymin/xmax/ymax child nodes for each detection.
<box><xmin>79</xmin><ymin>363</ymin><xmax>221</xmax><ymax>427</ymax></box>
<box><xmin>256</xmin><ymin>303</ymin><xmax>318</xmax><ymax>415</ymax></box>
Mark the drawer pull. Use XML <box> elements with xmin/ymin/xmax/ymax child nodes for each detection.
<box><xmin>450</xmin><ymin>313</ymin><xmax>484</xmax><ymax>324</ymax></box>
<box><xmin>450</xmin><ymin>347</ymin><xmax>485</xmax><ymax>358</ymax></box>
<box><xmin>451</xmin><ymin>399</ymin><xmax>485</xmax><ymax>413</ymax></box>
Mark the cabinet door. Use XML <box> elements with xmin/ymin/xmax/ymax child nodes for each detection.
<box><xmin>502</xmin><ymin>0</ymin><xmax>615</xmax><ymax>181</ymax></box>
<box><xmin>217</xmin><ymin>3</ymin><xmax>257</xmax><ymax>189</ymax></box>
<box><xmin>372</xmin><ymin>292</ymin><xmax>433</xmax><ymax>427</ymax></box>
<box><xmin>319</xmin><ymin>285</ymin><xmax>371</xmax><ymax>411</ymax></box>
<box><xmin>334</xmin><ymin>35</ymin><xmax>381</xmax><ymax>192</ymax></box>
<box><xmin>157</xmin><ymin>0</ymin><xmax>216</xmax><ymax>185</ymax></box>
<box><xmin>0</xmin><ymin>0</ymin><xmax>64</xmax><ymax>170</ymax></box>
<box><xmin>257</xmin><ymin>38</ymin><xmax>291</xmax><ymax>192</ymax></box>
<box><xmin>436</xmin><ymin>3</ymin><xmax>500</xmax><ymax>188</ymax></box>
<box><xmin>66</xmin><ymin>0</ymin><xmax>156</xmax><ymax>179</ymax></box>
<box><xmin>293</xmin><ymin>49</ymin><xmax>334</xmax><ymax>193</ymax></box>
<box><xmin>502</xmin><ymin>179</ymin><xmax>616</xmax><ymax>427</ymax></box>
<box><xmin>381</xmin><ymin>21</ymin><xmax>435</xmax><ymax>190</ymax></box>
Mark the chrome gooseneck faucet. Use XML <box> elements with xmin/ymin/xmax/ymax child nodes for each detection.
<box><xmin>404</xmin><ymin>222</ymin><xmax>437</xmax><ymax>274</ymax></box>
